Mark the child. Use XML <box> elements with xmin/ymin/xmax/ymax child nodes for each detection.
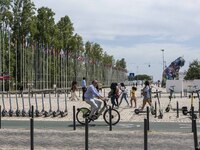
<box><xmin>130</xmin><ymin>86</ymin><xmax>137</xmax><ymax>108</ymax></box>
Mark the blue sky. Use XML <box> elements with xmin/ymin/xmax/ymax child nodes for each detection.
<box><xmin>34</xmin><ymin>0</ymin><xmax>200</xmax><ymax>81</ymax></box>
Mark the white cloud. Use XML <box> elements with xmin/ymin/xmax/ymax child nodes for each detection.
<box><xmin>34</xmin><ymin>0</ymin><xmax>200</xmax><ymax>81</ymax></box>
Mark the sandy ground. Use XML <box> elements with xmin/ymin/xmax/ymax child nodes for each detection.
<box><xmin>0</xmin><ymin>85</ymin><xmax>200</xmax><ymax>149</ymax></box>
<box><xmin>0</xmin><ymin>129</ymin><xmax>196</xmax><ymax>150</ymax></box>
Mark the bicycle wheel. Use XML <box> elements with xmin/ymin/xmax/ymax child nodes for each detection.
<box><xmin>103</xmin><ymin>108</ymin><xmax>120</xmax><ymax>125</ymax></box>
<box><xmin>76</xmin><ymin>107</ymin><xmax>91</xmax><ymax>125</ymax></box>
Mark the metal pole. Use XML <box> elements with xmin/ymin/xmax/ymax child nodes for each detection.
<box><xmin>147</xmin><ymin>107</ymin><xmax>149</xmax><ymax>131</ymax></box>
<box><xmin>32</xmin><ymin>105</ymin><xmax>34</xmax><ymax>119</ymax></box>
<box><xmin>161</xmin><ymin>49</ymin><xmax>165</xmax><ymax>87</ymax></box>
<box><xmin>8</xmin><ymin>29</ymin><xmax>11</xmax><ymax>91</ymax></box>
<box><xmin>176</xmin><ymin>101</ymin><xmax>179</xmax><ymax>118</ymax></box>
<box><xmin>154</xmin><ymin>101</ymin><xmax>157</xmax><ymax>118</ymax></box>
<box><xmin>73</xmin><ymin>106</ymin><xmax>76</xmax><ymax>130</ymax></box>
<box><xmin>199</xmin><ymin>100</ymin><xmax>200</xmax><ymax>118</ymax></box>
<box><xmin>31</xmin><ymin>105</ymin><xmax>34</xmax><ymax>150</ymax></box>
<box><xmin>30</xmin><ymin>117</ymin><xmax>34</xmax><ymax>150</ymax></box>
<box><xmin>85</xmin><ymin>118</ymin><xmax>88</xmax><ymax>150</ymax></box>
<box><xmin>109</xmin><ymin>106</ymin><xmax>112</xmax><ymax>131</ymax></box>
<box><xmin>0</xmin><ymin>105</ymin><xmax>1</xmax><ymax>129</ymax></box>
<box><xmin>161</xmin><ymin>49</ymin><xmax>165</xmax><ymax>72</ymax></box>
<box><xmin>193</xmin><ymin>119</ymin><xmax>198</xmax><ymax>149</ymax></box>
<box><xmin>192</xmin><ymin>106</ymin><xmax>194</xmax><ymax>133</ymax></box>
<box><xmin>144</xmin><ymin>118</ymin><xmax>148</xmax><ymax>150</ymax></box>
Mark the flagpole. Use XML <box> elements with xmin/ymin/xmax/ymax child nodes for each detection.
<box><xmin>8</xmin><ymin>28</ymin><xmax>11</xmax><ymax>91</ymax></box>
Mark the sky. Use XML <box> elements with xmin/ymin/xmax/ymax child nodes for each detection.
<box><xmin>34</xmin><ymin>0</ymin><xmax>200</xmax><ymax>81</ymax></box>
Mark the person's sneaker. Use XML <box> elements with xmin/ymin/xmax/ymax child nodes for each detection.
<box><xmin>114</xmin><ymin>106</ymin><xmax>119</xmax><ymax>109</ymax></box>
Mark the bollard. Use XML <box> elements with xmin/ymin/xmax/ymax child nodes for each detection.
<box><xmin>176</xmin><ymin>101</ymin><xmax>179</xmax><ymax>118</ymax></box>
<box><xmin>192</xmin><ymin>106</ymin><xmax>195</xmax><ymax>121</ymax></box>
<box><xmin>180</xmin><ymin>91</ymin><xmax>182</xmax><ymax>98</ymax></box>
<box><xmin>0</xmin><ymin>105</ymin><xmax>1</xmax><ymax>129</ymax></box>
<box><xmin>144</xmin><ymin>118</ymin><xmax>148</xmax><ymax>150</ymax></box>
<box><xmin>147</xmin><ymin>107</ymin><xmax>149</xmax><ymax>131</ymax></box>
<box><xmin>154</xmin><ymin>101</ymin><xmax>157</xmax><ymax>118</ymax></box>
<box><xmin>73</xmin><ymin>106</ymin><xmax>76</xmax><ymax>130</ymax></box>
<box><xmin>109</xmin><ymin>106</ymin><xmax>112</xmax><ymax>131</ymax></box>
<box><xmin>199</xmin><ymin>101</ymin><xmax>200</xmax><ymax>118</ymax></box>
<box><xmin>85</xmin><ymin>118</ymin><xmax>88</xmax><ymax>150</ymax></box>
<box><xmin>192</xmin><ymin>106</ymin><xmax>195</xmax><ymax>133</ymax></box>
<box><xmin>30</xmin><ymin>118</ymin><xmax>34</xmax><ymax>150</ymax></box>
<box><xmin>32</xmin><ymin>105</ymin><xmax>34</xmax><ymax>119</ymax></box>
<box><xmin>193</xmin><ymin>119</ymin><xmax>198</xmax><ymax>149</ymax></box>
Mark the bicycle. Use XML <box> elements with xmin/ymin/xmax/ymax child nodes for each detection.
<box><xmin>76</xmin><ymin>98</ymin><xmax>120</xmax><ymax>125</ymax></box>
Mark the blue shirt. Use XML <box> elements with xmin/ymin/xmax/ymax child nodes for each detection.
<box><xmin>81</xmin><ymin>79</ymin><xmax>86</xmax><ymax>88</ymax></box>
<box><xmin>84</xmin><ymin>84</ymin><xmax>100</xmax><ymax>100</ymax></box>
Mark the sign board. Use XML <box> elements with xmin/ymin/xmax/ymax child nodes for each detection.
<box><xmin>129</xmin><ymin>73</ymin><xmax>135</xmax><ymax>77</ymax></box>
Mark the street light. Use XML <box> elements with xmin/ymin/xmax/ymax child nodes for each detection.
<box><xmin>161</xmin><ymin>49</ymin><xmax>165</xmax><ymax>87</ymax></box>
<box><xmin>161</xmin><ymin>49</ymin><xmax>165</xmax><ymax>72</ymax></box>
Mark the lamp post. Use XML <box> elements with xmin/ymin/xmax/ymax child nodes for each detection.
<box><xmin>161</xmin><ymin>49</ymin><xmax>165</xmax><ymax>72</ymax></box>
<box><xmin>161</xmin><ymin>49</ymin><xmax>165</xmax><ymax>87</ymax></box>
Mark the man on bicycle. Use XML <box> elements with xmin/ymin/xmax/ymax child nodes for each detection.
<box><xmin>84</xmin><ymin>80</ymin><xmax>104</xmax><ymax>120</ymax></box>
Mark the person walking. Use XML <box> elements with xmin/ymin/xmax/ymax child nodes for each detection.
<box><xmin>119</xmin><ymin>83</ymin><xmax>129</xmax><ymax>107</ymax></box>
<box><xmin>69</xmin><ymin>81</ymin><xmax>80</xmax><ymax>101</ymax></box>
<box><xmin>130</xmin><ymin>86</ymin><xmax>137</xmax><ymax>108</ymax></box>
<box><xmin>81</xmin><ymin>77</ymin><xmax>87</xmax><ymax>101</ymax></box>
<box><xmin>84</xmin><ymin>80</ymin><xmax>105</xmax><ymax>120</ymax></box>
<box><xmin>109</xmin><ymin>83</ymin><xmax>119</xmax><ymax>109</ymax></box>
<box><xmin>140</xmin><ymin>80</ymin><xmax>152</xmax><ymax>110</ymax></box>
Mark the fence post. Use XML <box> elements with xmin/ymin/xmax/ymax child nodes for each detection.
<box><xmin>192</xmin><ymin>106</ymin><xmax>194</xmax><ymax>133</ymax></box>
<box><xmin>147</xmin><ymin>107</ymin><xmax>149</xmax><ymax>131</ymax></box>
<box><xmin>30</xmin><ymin>104</ymin><xmax>34</xmax><ymax>150</ymax></box>
<box><xmin>85</xmin><ymin>118</ymin><xmax>88</xmax><ymax>150</ymax></box>
<box><xmin>154</xmin><ymin>101</ymin><xmax>157</xmax><ymax>118</ymax></box>
<box><xmin>0</xmin><ymin>105</ymin><xmax>1</xmax><ymax>129</ymax></box>
<box><xmin>32</xmin><ymin>105</ymin><xmax>34</xmax><ymax>119</ymax></box>
<box><xmin>144</xmin><ymin>118</ymin><xmax>148</xmax><ymax>150</ymax></box>
<box><xmin>193</xmin><ymin>119</ymin><xmax>198</xmax><ymax>149</ymax></box>
<box><xmin>109</xmin><ymin>106</ymin><xmax>112</xmax><ymax>131</ymax></box>
<box><xmin>176</xmin><ymin>101</ymin><xmax>179</xmax><ymax>118</ymax></box>
<box><xmin>73</xmin><ymin>106</ymin><xmax>76</xmax><ymax>130</ymax></box>
<box><xmin>199</xmin><ymin>101</ymin><xmax>200</xmax><ymax>118</ymax></box>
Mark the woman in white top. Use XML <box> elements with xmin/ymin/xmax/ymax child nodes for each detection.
<box><xmin>119</xmin><ymin>83</ymin><xmax>129</xmax><ymax>107</ymax></box>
